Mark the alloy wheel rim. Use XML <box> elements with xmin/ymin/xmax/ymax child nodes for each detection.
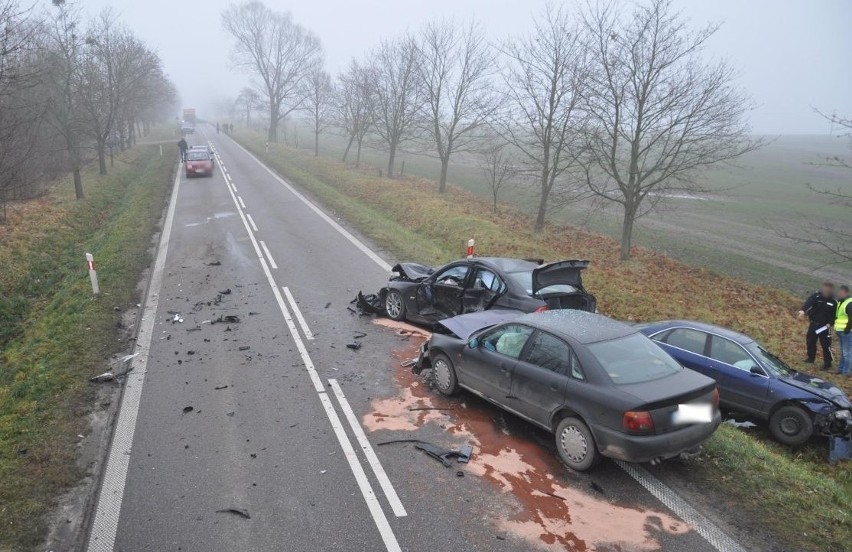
<box><xmin>434</xmin><ymin>359</ymin><xmax>451</xmax><ymax>391</ymax></box>
<box><xmin>386</xmin><ymin>293</ymin><xmax>401</xmax><ymax>318</ymax></box>
<box><xmin>560</xmin><ymin>425</ymin><xmax>587</xmax><ymax>463</ymax></box>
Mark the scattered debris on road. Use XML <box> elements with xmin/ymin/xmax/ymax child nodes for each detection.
<box><xmin>212</xmin><ymin>314</ymin><xmax>240</xmax><ymax>324</ymax></box>
<box><xmin>182</xmin><ymin>406</ymin><xmax>194</xmax><ymax>414</ymax></box>
<box><xmin>346</xmin><ymin>342</ymin><xmax>362</xmax><ymax>350</ymax></box>
<box><xmin>214</xmin><ymin>385</ymin><xmax>228</xmax><ymax>390</ymax></box>
<box><xmin>238</xmin><ymin>346</ymin><xmax>251</xmax><ymax>351</ymax></box>
<box><xmin>378</xmin><ymin>439</ymin><xmax>474</xmax><ymax>467</ymax></box>
<box><xmin>89</xmin><ymin>372</ymin><xmax>115</xmax><ymax>383</ymax></box>
<box><xmin>352</xmin><ymin>292</ymin><xmax>384</xmax><ymax>316</ymax></box>
<box><xmin>216</xmin><ymin>508</ymin><xmax>250</xmax><ymax>519</ymax></box>
<box><xmin>206</xmin><ymin>260</ymin><xmax>221</xmax><ymax>266</ymax></box>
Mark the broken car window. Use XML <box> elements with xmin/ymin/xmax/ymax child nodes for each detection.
<box><xmin>481</xmin><ymin>324</ymin><xmax>534</xmax><ymax>359</ymax></box>
<box><xmin>473</xmin><ymin>269</ymin><xmax>502</xmax><ymax>292</ymax></box>
<box><xmin>435</xmin><ymin>265</ymin><xmax>469</xmax><ymax>287</ymax></box>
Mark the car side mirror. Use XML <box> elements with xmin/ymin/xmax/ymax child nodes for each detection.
<box><xmin>468</xmin><ymin>337</ymin><xmax>479</xmax><ymax>349</ymax></box>
<box><xmin>749</xmin><ymin>366</ymin><xmax>765</xmax><ymax>376</ymax></box>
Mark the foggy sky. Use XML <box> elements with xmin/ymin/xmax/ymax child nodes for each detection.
<box><xmin>77</xmin><ymin>0</ymin><xmax>852</xmax><ymax>135</ymax></box>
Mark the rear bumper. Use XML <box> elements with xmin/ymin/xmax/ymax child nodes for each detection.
<box><xmin>593</xmin><ymin>411</ymin><xmax>721</xmax><ymax>463</ymax></box>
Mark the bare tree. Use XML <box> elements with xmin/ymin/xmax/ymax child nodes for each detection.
<box><xmin>369</xmin><ymin>34</ymin><xmax>421</xmax><ymax>177</ymax></box>
<box><xmin>336</xmin><ymin>59</ymin><xmax>373</xmax><ymax>167</ymax></box>
<box><xmin>499</xmin><ymin>5</ymin><xmax>589</xmax><ymax>232</ymax></box>
<box><xmin>419</xmin><ymin>20</ymin><xmax>496</xmax><ymax>193</ymax></box>
<box><xmin>222</xmin><ymin>1</ymin><xmax>322</xmax><ymax>143</ymax></box>
<box><xmin>581</xmin><ymin>0</ymin><xmax>760</xmax><ymax>260</ymax></box>
<box><xmin>304</xmin><ymin>66</ymin><xmax>333</xmax><ymax>156</ymax></box>
<box><xmin>234</xmin><ymin>86</ymin><xmax>261</xmax><ymax>126</ymax></box>
<box><xmin>478</xmin><ymin>138</ymin><xmax>518</xmax><ymax>213</ymax></box>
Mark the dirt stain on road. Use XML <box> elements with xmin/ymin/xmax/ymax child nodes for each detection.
<box><xmin>363</xmin><ymin>332</ymin><xmax>692</xmax><ymax>551</ymax></box>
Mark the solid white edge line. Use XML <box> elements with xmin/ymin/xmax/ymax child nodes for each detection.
<box><xmin>212</xmin><ymin>148</ymin><xmax>402</xmax><ymax>550</ymax></box>
<box><xmin>228</xmin><ymin>140</ymin><xmax>392</xmax><ymax>272</ymax></box>
<box><xmin>328</xmin><ymin>379</ymin><xmax>407</xmax><ymax>518</ymax></box>
<box><xmin>86</xmin><ymin>164</ymin><xmax>182</xmax><ymax>552</ymax></box>
<box><xmin>246</xmin><ymin>213</ymin><xmax>259</xmax><ymax>232</ymax></box>
<box><xmin>614</xmin><ymin>460</ymin><xmax>745</xmax><ymax>552</ymax></box>
<box><xmin>237</xmin><ymin>195</ymin><xmax>246</xmax><ymax>209</ymax></box>
<box><xmin>282</xmin><ymin>287</ymin><xmax>314</xmax><ymax>340</ymax></box>
<box><xmin>259</xmin><ymin>240</ymin><xmax>278</xmax><ymax>269</ymax></box>
<box><xmin>318</xmin><ymin>393</ymin><xmax>402</xmax><ymax>552</ymax></box>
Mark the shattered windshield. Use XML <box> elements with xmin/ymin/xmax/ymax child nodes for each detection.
<box><xmin>746</xmin><ymin>344</ymin><xmax>794</xmax><ymax>377</ymax></box>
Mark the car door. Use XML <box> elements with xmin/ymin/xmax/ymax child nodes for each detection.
<box><xmin>462</xmin><ymin>268</ymin><xmax>504</xmax><ymax>314</ymax></box>
<box><xmin>653</xmin><ymin>328</ymin><xmax>714</xmax><ymax>377</ymax></box>
<box><xmin>510</xmin><ymin>330</ymin><xmax>580</xmax><ymax>426</ymax></box>
<box><xmin>414</xmin><ymin>264</ymin><xmax>470</xmax><ymax>319</ymax></box>
<box><xmin>706</xmin><ymin>335</ymin><xmax>769</xmax><ymax>414</ymax></box>
<box><xmin>461</xmin><ymin>324</ymin><xmax>534</xmax><ymax>403</ymax></box>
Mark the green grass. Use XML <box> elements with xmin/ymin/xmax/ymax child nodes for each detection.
<box><xmin>235</xmin><ymin>129</ymin><xmax>851</xmax><ymax>552</ymax></box>
<box><xmin>0</xmin><ymin>143</ymin><xmax>173</xmax><ymax>551</ymax></box>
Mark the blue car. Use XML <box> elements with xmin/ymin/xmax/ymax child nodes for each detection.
<box><xmin>638</xmin><ymin>321</ymin><xmax>852</xmax><ymax>446</ymax></box>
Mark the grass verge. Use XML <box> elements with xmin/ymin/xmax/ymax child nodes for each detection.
<box><xmin>0</xmin><ymin>144</ymin><xmax>173</xmax><ymax>550</ymax></box>
<box><xmin>234</xmin><ymin>130</ymin><xmax>850</xmax><ymax>552</ymax></box>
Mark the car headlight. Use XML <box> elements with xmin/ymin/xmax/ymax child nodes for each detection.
<box><xmin>833</xmin><ymin>409</ymin><xmax>852</xmax><ymax>420</ymax></box>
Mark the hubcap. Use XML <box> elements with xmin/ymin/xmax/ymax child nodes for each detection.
<box><xmin>433</xmin><ymin>359</ymin><xmax>451</xmax><ymax>391</ymax></box>
<box><xmin>386</xmin><ymin>292</ymin><xmax>402</xmax><ymax>318</ymax></box>
<box><xmin>559</xmin><ymin>425</ymin><xmax>588</xmax><ymax>463</ymax></box>
<box><xmin>780</xmin><ymin>416</ymin><xmax>801</xmax><ymax>435</ymax></box>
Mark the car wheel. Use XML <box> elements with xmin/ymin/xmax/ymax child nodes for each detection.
<box><xmin>431</xmin><ymin>352</ymin><xmax>458</xmax><ymax>396</ymax></box>
<box><xmin>555</xmin><ymin>416</ymin><xmax>600</xmax><ymax>472</ymax></box>
<box><xmin>384</xmin><ymin>289</ymin><xmax>406</xmax><ymax>321</ymax></box>
<box><xmin>769</xmin><ymin>405</ymin><xmax>814</xmax><ymax>446</ymax></box>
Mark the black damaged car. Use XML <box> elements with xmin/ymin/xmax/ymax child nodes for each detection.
<box><xmin>380</xmin><ymin>257</ymin><xmax>596</xmax><ymax>324</ymax></box>
<box><xmin>415</xmin><ymin>310</ymin><xmax>721</xmax><ymax>471</ymax></box>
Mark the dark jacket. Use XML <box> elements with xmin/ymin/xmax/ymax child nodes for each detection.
<box><xmin>802</xmin><ymin>291</ymin><xmax>836</xmax><ymax>327</ymax></box>
<box><xmin>177</xmin><ymin>139</ymin><xmax>188</xmax><ymax>151</ymax></box>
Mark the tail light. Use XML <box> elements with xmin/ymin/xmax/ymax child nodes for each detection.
<box><xmin>623</xmin><ymin>411</ymin><xmax>655</xmax><ymax>434</ymax></box>
<box><xmin>713</xmin><ymin>388</ymin><xmax>720</xmax><ymax>408</ymax></box>
<box><xmin>534</xmin><ymin>305</ymin><xmax>549</xmax><ymax>313</ymax></box>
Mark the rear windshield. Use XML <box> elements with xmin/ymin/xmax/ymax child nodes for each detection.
<box><xmin>587</xmin><ymin>333</ymin><xmax>682</xmax><ymax>385</ymax></box>
<box><xmin>186</xmin><ymin>152</ymin><xmax>209</xmax><ymax>161</ymax></box>
<box><xmin>506</xmin><ymin>270</ymin><xmax>577</xmax><ymax>296</ymax></box>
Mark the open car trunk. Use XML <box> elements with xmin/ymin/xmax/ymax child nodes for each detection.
<box><xmin>532</xmin><ymin>260</ymin><xmax>596</xmax><ymax>312</ymax></box>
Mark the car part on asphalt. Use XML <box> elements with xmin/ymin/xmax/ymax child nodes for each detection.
<box><xmin>346</xmin><ymin>341</ymin><xmax>362</xmax><ymax>350</ymax></box>
<box><xmin>90</xmin><ymin>372</ymin><xmax>115</xmax><ymax>383</ymax></box>
<box><xmin>378</xmin><ymin>439</ymin><xmax>475</xmax><ymax>467</ymax></box>
<box><xmin>216</xmin><ymin>508</ymin><xmax>251</xmax><ymax>519</ymax></box>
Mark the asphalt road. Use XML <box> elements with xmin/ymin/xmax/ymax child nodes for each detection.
<box><xmin>84</xmin><ymin>126</ymin><xmax>743</xmax><ymax>552</ymax></box>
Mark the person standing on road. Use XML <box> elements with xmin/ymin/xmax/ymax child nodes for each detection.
<box><xmin>835</xmin><ymin>285</ymin><xmax>852</xmax><ymax>376</ymax></box>
<box><xmin>798</xmin><ymin>282</ymin><xmax>836</xmax><ymax>371</ymax></box>
<box><xmin>177</xmin><ymin>137</ymin><xmax>188</xmax><ymax>161</ymax></box>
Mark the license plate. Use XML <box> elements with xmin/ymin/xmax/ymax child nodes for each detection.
<box><xmin>672</xmin><ymin>404</ymin><xmax>712</xmax><ymax>425</ymax></box>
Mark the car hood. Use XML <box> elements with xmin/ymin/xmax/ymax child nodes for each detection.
<box><xmin>778</xmin><ymin>373</ymin><xmax>852</xmax><ymax>408</ymax></box>
<box><xmin>391</xmin><ymin>262</ymin><xmax>434</xmax><ymax>282</ymax></box>
<box><xmin>532</xmin><ymin>260</ymin><xmax>589</xmax><ymax>294</ymax></box>
<box><xmin>436</xmin><ymin>310</ymin><xmax>524</xmax><ymax>340</ymax></box>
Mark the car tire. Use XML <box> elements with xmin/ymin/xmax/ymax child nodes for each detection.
<box><xmin>384</xmin><ymin>289</ymin><xmax>406</xmax><ymax>321</ymax></box>
<box><xmin>769</xmin><ymin>405</ymin><xmax>814</xmax><ymax>446</ymax></box>
<box><xmin>555</xmin><ymin>416</ymin><xmax>600</xmax><ymax>472</ymax></box>
<box><xmin>431</xmin><ymin>352</ymin><xmax>458</xmax><ymax>396</ymax></box>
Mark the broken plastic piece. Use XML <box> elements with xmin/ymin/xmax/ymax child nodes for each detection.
<box><xmin>346</xmin><ymin>342</ymin><xmax>362</xmax><ymax>350</ymax></box>
<box><xmin>830</xmin><ymin>436</ymin><xmax>852</xmax><ymax>464</ymax></box>
<box><xmin>182</xmin><ymin>406</ymin><xmax>194</xmax><ymax>413</ymax></box>
<box><xmin>457</xmin><ymin>444</ymin><xmax>473</xmax><ymax>463</ymax></box>
<box><xmin>90</xmin><ymin>372</ymin><xmax>115</xmax><ymax>383</ymax></box>
<box><xmin>354</xmin><ymin>292</ymin><xmax>384</xmax><ymax>315</ymax></box>
<box><xmin>216</xmin><ymin>508</ymin><xmax>250</xmax><ymax>519</ymax></box>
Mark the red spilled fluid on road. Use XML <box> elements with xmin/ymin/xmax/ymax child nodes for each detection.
<box><xmin>363</xmin><ymin>332</ymin><xmax>692</xmax><ymax>551</ymax></box>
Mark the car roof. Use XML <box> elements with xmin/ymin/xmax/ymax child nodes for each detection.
<box><xmin>647</xmin><ymin>320</ymin><xmax>755</xmax><ymax>345</ymax></box>
<box><xmin>466</xmin><ymin>257</ymin><xmax>539</xmax><ymax>272</ymax></box>
<box><xmin>189</xmin><ymin>145</ymin><xmax>208</xmax><ymax>149</ymax></box>
<box><xmin>515</xmin><ymin>310</ymin><xmax>635</xmax><ymax>344</ymax></box>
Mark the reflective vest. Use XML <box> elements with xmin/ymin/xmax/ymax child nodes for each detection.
<box><xmin>836</xmin><ymin>298</ymin><xmax>852</xmax><ymax>332</ymax></box>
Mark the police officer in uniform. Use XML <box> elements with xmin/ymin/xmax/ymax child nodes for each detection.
<box><xmin>835</xmin><ymin>285</ymin><xmax>852</xmax><ymax>376</ymax></box>
<box><xmin>798</xmin><ymin>282</ymin><xmax>836</xmax><ymax>371</ymax></box>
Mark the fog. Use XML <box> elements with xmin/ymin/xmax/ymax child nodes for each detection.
<box><xmin>79</xmin><ymin>0</ymin><xmax>852</xmax><ymax>135</ymax></box>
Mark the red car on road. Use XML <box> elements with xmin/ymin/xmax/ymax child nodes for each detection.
<box><xmin>184</xmin><ymin>150</ymin><xmax>214</xmax><ymax>177</ymax></box>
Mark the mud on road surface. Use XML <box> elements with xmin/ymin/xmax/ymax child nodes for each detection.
<box><xmin>363</xmin><ymin>321</ymin><xmax>701</xmax><ymax>552</ymax></box>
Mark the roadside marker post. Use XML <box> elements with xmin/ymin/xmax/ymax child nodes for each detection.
<box><xmin>86</xmin><ymin>253</ymin><xmax>100</xmax><ymax>295</ymax></box>
<box><xmin>466</xmin><ymin>238</ymin><xmax>475</xmax><ymax>258</ymax></box>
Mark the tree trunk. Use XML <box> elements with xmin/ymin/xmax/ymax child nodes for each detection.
<box><xmin>72</xmin><ymin>164</ymin><xmax>84</xmax><ymax>200</ymax></box>
<box><xmin>342</xmin><ymin>135</ymin><xmax>354</xmax><ymax>162</ymax></box>
<box><xmin>97</xmin><ymin>143</ymin><xmax>107</xmax><ymax>175</ymax></box>
<box><xmin>387</xmin><ymin>145</ymin><xmax>397</xmax><ymax>178</ymax></box>
<box><xmin>314</xmin><ymin>127</ymin><xmax>319</xmax><ymax>157</ymax></box>
<box><xmin>438</xmin><ymin>157</ymin><xmax>450</xmax><ymax>194</ymax></box>
<box><xmin>620</xmin><ymin>205</ymin><xmax>636</xmax><ymax>261</ymax></box>
<box><xmin>268</xmin><ymin>106</ymin><xmax>279</xmax><ymax>143</ymax></box>
<box><xmin>355</xmin><ymin>140</ymin><xmax>363</xmax><ymax>168</ymax></box>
